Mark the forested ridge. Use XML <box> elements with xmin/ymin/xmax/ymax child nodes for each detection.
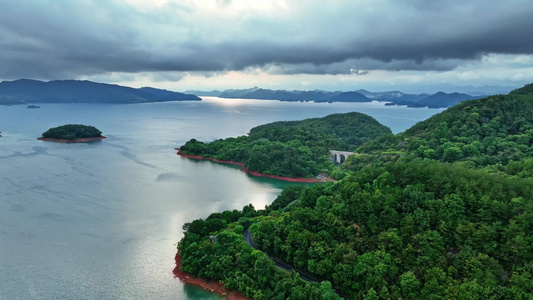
<box><xmin>180</xmin><ymin>112</ymin><xmax>391</xmax><ymax>178</ymax></box>
<box><xmin>178</xmin><ymin>84</ymin><xmax>533</xmax><ymax>299</ymax></box>
<box><xmin>342</xmin><ymin>84</ymin><xmax>533</xmax><ymax>178</ymax></box>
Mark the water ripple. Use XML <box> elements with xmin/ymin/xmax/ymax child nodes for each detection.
<box><xmin>0</xmin><ymin>146</ymin><xmax>48</xmax><ymax>159</ymax></box>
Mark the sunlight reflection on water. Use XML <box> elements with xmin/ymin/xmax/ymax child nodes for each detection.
<box><xmin>0</xmin><ymin>99</ymin><xmax>442</xmax><ymax>299</ymax></box>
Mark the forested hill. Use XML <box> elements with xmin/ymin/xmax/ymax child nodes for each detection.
<box><xmin>178</xmin><ymin>84</ymin><xmax>533</xmax><ymax>299</ymax></box>
<box><xmin>249</xmin><ymin>112</ymin><xmax>390</xmax><ymax>147</ymax></box>
<box><xmin>0</xmin><ymin>79</ymin><xmax>200</xmax><ymax>104</ymax></box>
<box><xmin>180</xmin><ymin>112</ymin><xmax>391</xmax><ymax>178</ymax></box>
<box><xmin>510</xmin><ymin>82</ymin><xmax>533</xmax><ymax>95</ymax></box>
<box><xmin>345</xmin><ymin>83</ymin><xmax>533</xmax><ymax>174</ymax></box>
<box><xmin>180</xmin><ymin>159</ymin><xmax>533</xmax><ymax>299</ymax></box>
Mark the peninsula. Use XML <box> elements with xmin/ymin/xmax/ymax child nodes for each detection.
<box><xmin>37</xmin><ymin>124</ymin><xmax>107</xmax><ymax>143</ymax></box>
<box><xmin>176</xmin><ymin>148</ymin><xmax>322</xmax><ymax>183</ymax></box>
<box><xmin>178</xmin><ymin>112</ymin><xmax>392</xmax><ymax>179</ymax></box>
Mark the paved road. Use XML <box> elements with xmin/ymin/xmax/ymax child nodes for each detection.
<box><xmin>243</xmin><ymin>227</ymin><xmax>316</xmax><ymax>282</ymax></box>
<box><xmin>243</xmin><ymin>227</ymin><xmax>256</xmax><ymax>248</ymax></box>
<box><xmin>243</xmin><ymin>227</ymin><xmax>347</xmax><ymax>299</ymax></box>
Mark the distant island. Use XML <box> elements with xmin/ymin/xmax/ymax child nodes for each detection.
<box><xmin>186</xmin><ymin>87</ymin><xmax>491</xmax><ymax>108</ymax></box>
<box><xmin>27</xmin><ymin>105</ymin><xmax>40</xmax><ymax>109</ymax></box>
<box><xmin>0</xmin><ymin>79</ymin><xmax>201</xmax><ymax>105</ymax></box>
<box><xmin>37</xmin><ymin>124</ymin><xmax>107</xmax><ymax>143</ymax></box>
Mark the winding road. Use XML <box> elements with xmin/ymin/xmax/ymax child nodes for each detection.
<box><xmin>243</xmin><ymin>227</ymin><xmax>347</xmax><ymax>299</ymax></box>
<box><xmin>243</xmin><ymin>227</ymin><xmax>317</xmax><ymax>282</ymax></box>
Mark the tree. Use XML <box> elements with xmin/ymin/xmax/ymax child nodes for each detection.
<box><xmin>364</xmin><ymin>288</ymin><xmax>379</xmax><ymax>300</ymax></box>
<box><xmin>234</xmin><ymin>224</ymin><xmax>244</xmax><ymax>235</ymax></box>
<box><xmin>443</xmin><ymin>146</ymin><xmax>463</xmax><ymax>162</ymax></box>
<box><xmin>400</xmin><ymin>271</ymin><xmax>421</xmax><ymax>299</ymax></box>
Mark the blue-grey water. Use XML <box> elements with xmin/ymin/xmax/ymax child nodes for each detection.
<box><xmin>0</xmin><ymin>97</ymin><xmax>443</xmax><ymax>299</ymax></box>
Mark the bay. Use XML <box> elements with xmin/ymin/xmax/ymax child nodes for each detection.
<box><xmin>0</xmin><ymin>97</ymin><xmax>443</xmax><ymax>299</ymax></box>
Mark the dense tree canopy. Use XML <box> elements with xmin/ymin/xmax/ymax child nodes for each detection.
<box><xmin>252</xmin><ymin>160</ymin><xmax>533</xmax><ymax>299</ymax></box>
<box><xmin>180</xmin><ymin>112</ymin><xmax>391</xmax><ymax>178</ymax></box>
<box><xmin>42</xmin><ymin>124</ymin><xmax>102</xmax><ymax>140</ymax></box>
<box><xmin>342</xmin><ymin>89</ymin><xmax>533</xmax><ymax>176</ymax></box>
<box><xmin>179</xmin><ymin>84</ymin><xmax>533</xmax><ymax>299</ymax></box>
<box><xmin>180</xmin><ymin>160</ymin><xmax>533</xmax><ymax>299</ymax></box>
<box><xmin>509</xmin><ymin>83</ymin><xmax>533</xmax><ymax>96</ymax></box>
<box><xmin>180</xmin><ymin>206</ymin><xmax>342</xmax><ymax>299</ymax></box>
<box><xmin>250</xmin><ymin>112</ymin><xmax>391</xmax><ymax>147</ymax></box>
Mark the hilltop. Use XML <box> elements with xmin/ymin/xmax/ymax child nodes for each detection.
<box><xmin>0</xmin><ymin>79</ymin><xmax>200</xmax><ymax>105</ymax></box>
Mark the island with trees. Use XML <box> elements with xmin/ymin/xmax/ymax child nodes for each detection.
<box><xmin>38</xmin><ymin>124</ymin><xmax>106</xmax><ymax>143</ymax></box>
<box><xmin>178</xmin><ymin>112</ymin><xmax>392</xmax><ymax>180</ymax></box>
<box><xmin>176</xmin><ymin>83</ymin><xmax>533</xmax><ymax>299</ymax></box>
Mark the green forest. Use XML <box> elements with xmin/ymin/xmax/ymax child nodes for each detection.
<box><xmin>179</xmin><ymin>83</ymin><xmax>533</xmax><ymax>299</ymax></box>
<box><xmin>341</xmin><ymin>83</ymin><xmax>533</xmax><ymax>179</ymax></box>
<box><xmin>180</xmin><ymin>112</ymin><xmax>391</xmax><ymax>178</ymax></box>
<box><xmin>41</xmin><ymin>124</ymin><xmax>103</xmax><ymax>140</ymax></box>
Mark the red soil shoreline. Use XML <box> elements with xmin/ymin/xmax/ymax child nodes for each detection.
<box><xmin>37</xmin><ymin>136</ymin><xmax>107</xmax><ymax>143</ymax></box>
<box><xmin>173</xmin><ymin>246</ymin><xmax>249</xmax><ymax>300</ymax></box>
<box><xmin>175</xmin><ymin>148</ymin><xmax>324</xmax><ymax>183</ymax></box>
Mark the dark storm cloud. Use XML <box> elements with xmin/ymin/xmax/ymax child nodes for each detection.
<box><xmin>0</xmin><ymin>0</ymin><xmax>532</xmax><ymax>80</ymax></box>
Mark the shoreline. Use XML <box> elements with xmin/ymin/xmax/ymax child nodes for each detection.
<box><xmin>37</xmin><ymin>136</ymin><xmax>107</xmax><ymax>143</ymax></box>
<box><xmin>175</xmin><ymin>148</ymin><xmax>324</xmax><ymax>183</ymax></box>
<box><xmin>173</xmin><ymin>246</ymin><xmax>249</xmax><ymax>300</ymax></box>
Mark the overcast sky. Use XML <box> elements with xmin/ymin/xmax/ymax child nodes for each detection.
<box><xmin>1</xmin><ymin>0</ymin><xmax>533</xmax><ymax>93</ymax></box>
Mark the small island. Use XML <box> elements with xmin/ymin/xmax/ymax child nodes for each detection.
<box><xmin>27</xmin><ymin>105</ymin><xmax>41</xmax><ymax>109</ymax></box>
<box><xmin>37</xmin><ymin>124</ymin><xmax>107</xmax><ymax>143</ymax></box>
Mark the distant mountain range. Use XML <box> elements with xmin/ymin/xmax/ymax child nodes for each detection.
<box><xmin>407</xmin><ymin>92</ymin><xmax>477</xmax><ymax>108</ymax></box>
<box><xmin>186</xmin><ymin>87</ymin><xmax>486</xmax><ymax>108</ymax></box>
<box><xmin>0</xmin><ymin>79</ymin><xmax>489</xmax><ymax>108</ymax></box>
<box><xmin>184</xmin><ymin>89</ymin><xmax>223</xmax><ymax>97</ymax></box>
<box><xmin>0</xmin><ymin>79</ymin><xmax>200</xmax><ymax>105</ymax></box>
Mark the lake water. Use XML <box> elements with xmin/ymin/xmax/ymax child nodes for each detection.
<box><xmin>0</xmin><ymin>97</ymin><xmax>443</xmax><ymax>299</ymax></box>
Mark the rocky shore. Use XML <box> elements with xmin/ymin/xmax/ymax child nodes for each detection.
<box><xmin>37</xmin><ymin>136</ymin><xmax>107</xmax><ymax>143</ymax></box>
<box><xmin>173</xmin><ymin>246</ymin><xmax>248</xmax><ymax>300</ymax></box>
<box><xmin>175</xmin><ymin>148</ymin><xmax>323</xmax><ymax>183</ymax></box>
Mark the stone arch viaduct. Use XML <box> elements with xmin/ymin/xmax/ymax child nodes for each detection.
<box><xmin>330</xmin><ymin>150</ymin><xmax>354</xmax><ymax>164</ymax></box>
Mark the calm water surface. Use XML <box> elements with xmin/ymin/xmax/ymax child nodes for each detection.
<box><xmin>0</xmin><ymin>98</ymin><xmax>443</xmax><ymax>299</ymax></box>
